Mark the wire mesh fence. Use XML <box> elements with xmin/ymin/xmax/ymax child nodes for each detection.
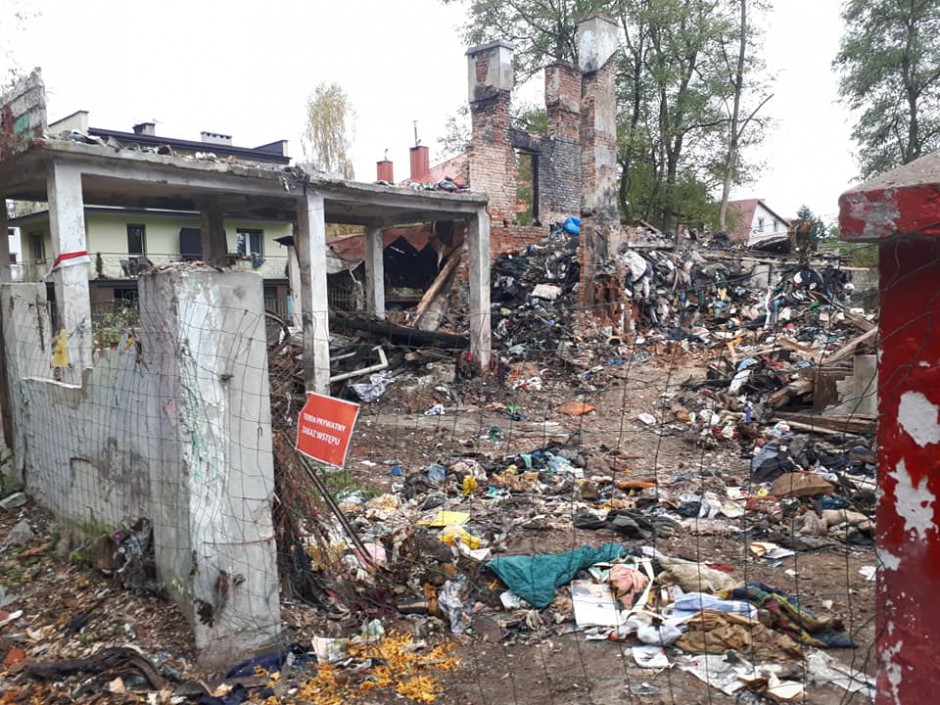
<box><xmin>0</xmin><ymin>231</ymin><xmax>898</xmax><ymax>705</ymax></box>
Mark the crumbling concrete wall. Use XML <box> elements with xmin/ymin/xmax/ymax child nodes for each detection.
<box><xmin>141</xmin><ymin>268</ymin><xmax>280</xmax><ymax>666</ymax></box>
<box><xmin>0</xmin><ymin>267</ymin><xmax>280</xmax><ymax>667</ymax></box>
<box><xmin>1</xmin><ymin>283</ymin><xmax>153</xmax><ymax>522</ymax></box>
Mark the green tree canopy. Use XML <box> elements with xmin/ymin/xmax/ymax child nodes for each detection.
<box><xmin>835</xmin><ymin>0</ymin><xmax>940</xmax><ymax>178</ymax></box>
<box><xmin>444</xmin><ymin>0</ymin><xmax>772</xmax><ymax>230</ymax></box>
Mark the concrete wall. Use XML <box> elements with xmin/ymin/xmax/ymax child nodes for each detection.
<box><xmin>0</xmin><ymin>267</ymin><xmax>280</xmax><ymax>666</ymax></box>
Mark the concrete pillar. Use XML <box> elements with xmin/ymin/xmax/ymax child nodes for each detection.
<box><xmin>0</xmin><ymin>201</ymin><xmax>11</xmax><ymax>284</ymax></box>
<box><xmin>467</xmin><ymin>40</ymin><xmax>516</xmax><ymax>226</ymax></box>
<box><xmin>364</xmin><ymin>223</ymin><xmax>385</xmax><ymax>320</ymax></box>
<box><xmin>468</xmin><ymin>207</ymin><xmax>491</xmax><ymax>372</ymax></box>
<box><xmin>47</xmin><ymin>161</ymin><xmax>92</xmax><ymax>376</ymax></box>
<box><xmin>294</xmin><ymin>189</ymin><xmax>331</xmax><ymax>394</ymax></box>
<box><xmin>853</xmin><ymin>353</ymin><xmax>878</xmax><ymax>418</ymax></box>
<box><xmin>199</xmin><ymin>207</ymin><xmax>228</xmax><ymax>267</ymax></box>
<box><xmin>287</xmin><ymin>243</ymin><xmax>302</xmax><ymax>329</ymax></box>
<box><xmin>839</xmin><ymin>154</ymin><xmax>940</xmax><ymax>704</ymax></box>
<box><xmin>140</xmin><ymin>267</ymin><xmax>280</xmax><ymax>669</ymax></box>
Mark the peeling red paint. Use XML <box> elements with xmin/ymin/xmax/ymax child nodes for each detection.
<box><xmin>840</xmin><ymin>184</ymin><xmax>940</xmax><ymax>241</ymax></box>
<box><xmin>873</xmin><ymin>232</ymin><xmax>940</xmax><ymax>702</ymax></box>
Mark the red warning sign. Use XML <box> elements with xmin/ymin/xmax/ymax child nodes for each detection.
<box><xmin>295</xmin><ymin>392</ymin><xmax>360</xmax><ymax>467</ymax></box>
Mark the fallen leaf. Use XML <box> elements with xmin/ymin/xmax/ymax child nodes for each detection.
<box><xmin>3</xmin><ymin>646</ymin><xmax>25</xmax><ymax>667</ymax></box>
<box><xmin>559</xmin><ymin>401</ymin><xmax>595</xmax><ymax>416</ymax></box>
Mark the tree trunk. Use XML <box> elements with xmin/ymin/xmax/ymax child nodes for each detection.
<box><xmin>718</xmin><ymin>0</ymin><xmax>747</xmax><ymax>231</ymax></box>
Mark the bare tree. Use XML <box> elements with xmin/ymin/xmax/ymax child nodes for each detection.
<box><xmin>302</xmin><ymin>82</ymin><xmax>356</xmax><ymax>179</ymax></box>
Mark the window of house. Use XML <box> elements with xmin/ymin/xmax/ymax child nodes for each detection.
<box><xmin>237</xmin><ymin>229</ymin><xmax>263</xmax><ymax>257</ymax></box>
<box><xmin>179</xmin><ymin>227</ymin><xmax>202</xmax><ymax>261</ymax></box>
<box><xmin>28</xmin><ymin>232</ymin><xmax>45</xmax><ymax>262</ymax></box>
<box><xmin>757</xmin><ymin>217</ymin><xmax>765</xmax><ymax>232</ymax></box>
<box><xmin>127</xmin><ymin>224</ymin><xmax>146</xmax><ymax>255</ymax></box>
<box><xmin>9</xmin><ymin>253</ymin><xmax>16</xmax><ymax>264</ymax></box>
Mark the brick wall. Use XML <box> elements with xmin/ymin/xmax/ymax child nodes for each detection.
<box><xmin>468</xmin><ymin>91</ymin><xmax>518</xmax><ymax>228</ymax></box>
<box><xmin>538</xmin><ymin>136</ymin><xmax>582</xmax><ymax>224</ymax></box>
<box><xmin>545</xmin><ymin>62</ymin><xmax>581</xmax><ymax>142</ymax></box>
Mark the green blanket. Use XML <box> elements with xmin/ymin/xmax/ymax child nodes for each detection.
<box><xmin>487</xmin><ymin>543</ymin><xmax>625</xmax><ymax>609</ymax></box>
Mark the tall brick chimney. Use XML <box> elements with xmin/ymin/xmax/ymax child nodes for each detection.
<box><xmin>409</xmin><ymin>146</ymin><xmax>430</xmax><ymax>182</ymax></box>
<box><xmin>577</xmin><ymin>14</ymin><xmax>620</xmax><ymax>309</ymax></box>
<box><xmin>542</xmin><ymin>62</ymin><xmax>583</xmax><ymax>220</ymax></box>
<box><xmin>377</xmin><ymin>159</ymin><xmax>394</xmax><ymax>182</ymax></box>
<box><xmin>466</xmin><ymin>40</ymin><xmax>516</xmax><ymax>225</ymax></box>
<box><xmin>545</xmin><ymin>62</ymin><xmax>581</xmax><ymax>142</ymax></box>
<box><xmin>577</xmin><ymin>14</ymin><xmax>619</xmax><ymax>224</ymax></box>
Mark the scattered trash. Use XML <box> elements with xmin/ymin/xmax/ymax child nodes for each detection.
<box><xmin>0</xmin><ymin>492</ymin><xmax>27</xmax><ymax>511</ymax></box>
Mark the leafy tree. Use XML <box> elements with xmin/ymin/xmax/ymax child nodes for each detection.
<box><xmin>444</xmin><ymin>0</ymin><xmax>771</xmax><ymax>230</ymax></box>
<box><xmin>716</xmin><ymin>0</ymin><xmax>773</xmax><ymax>230</ymax></box>
<box><xmin>792</xmin><ymin>204</ymin><xmax>826</xmax><ymax>247</ymax></box>
<box><xmin>302</xmin><ymin>82</ymin><xmax>356</xmax><ymax>179</ymax></box>
<box><xmin>437</xmin><ymin>104</ymin><xmax>471</xmax><ymax>160</ymax></box>
<box><xmin>835</xmin><ymin>0</ymin><xmax>940</xmax><ymax>178</ymax></box>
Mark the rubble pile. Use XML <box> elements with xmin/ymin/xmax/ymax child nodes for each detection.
<box><xmin>0</xmin><ymin>221</ymin><xmax>879</xmax><ymax>704</ymax></box>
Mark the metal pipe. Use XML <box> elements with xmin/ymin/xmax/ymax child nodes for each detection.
<box><xmin>329</xmin><ymin>345</ymin><xmax>388</xmax><ymax>383</ymax></box>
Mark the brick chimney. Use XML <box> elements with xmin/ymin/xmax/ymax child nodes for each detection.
<box><xmin>133</xmin><ymin>121</ymin><xmax>156</xmax><ymax>136</ymax></box>
<box><xmin>377</xmin><ymin>159</ymin><xmax>394</xmax><ymax>182</ymax></box>
<box><xmin>577</xmin><ymin>14</ymin><xmax>619</xmax><ymax>224</ymax></box>
<box><xmin>576</xmin><ymin>14</ymin><xmax>620</xmax><ymax>309</ymax></box>
<box><xmin>545</xmin><ymin>63</ymin><xmax>581</xmax><ymax>142</ymax></box>
<box><xmin>409</xmin><ymin>146</ymin><xmax>430</xmax><ymax>183</ymax></box>
<box><xmin>467</xmin><ymin>40</ymin><xmax>515</xmax><ymax>224</ymax></box>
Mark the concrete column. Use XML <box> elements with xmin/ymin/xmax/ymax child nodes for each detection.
<box><xmin>47</xmin><ymin>161</ymin><xmax>92</xmax><ymax>376</ymax></box>
<box><xmin>468</xmin><ymin>207</ymin><xmax>491</xmax><ymax>372</ymax></box>
<box><xmin>364</xmin><ymin>223</ymin><xmax>385</xmax><ymax>319</ymax></box>
<box><xmin>140</xmin><ymin>267</ymin><xmax>280</xmax><ymax>668</ymax></box>
<box><xmin>294</xmin><ymin>189</ymin><xmax>331</xmax><ymax>394</ymax></box>
<box><xmin>839</xmin><ymin>156</ymin><xmax>940</xmax><ymax>705</ymax></box>
<box><xmin>287</xmin><ymin>243</ymin><xmax>302</xmax><ymax>329</ymax></box>
<box><xmin>0</xmin><ymin>201</ymin><xmax>11</xmax><ymax>284</ymax></box>
<box><xmin>199</xmin><ymin>207</ymin><xmax>228</xmax><ymax>267</ymax></box>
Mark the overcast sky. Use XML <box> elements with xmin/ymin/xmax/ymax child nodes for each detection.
<box><xmin>5</xmin><ymin>0</ymin><xmax>856</xmax><ymax>224</ymax></box>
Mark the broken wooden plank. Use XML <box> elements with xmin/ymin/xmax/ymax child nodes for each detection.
<box><xmin>821</xmin><ymin>328</ymin><xmax>878</xmax><ymax>365</ymax></box>
<box><xmin>414</xmin><ymin>252</ymin><xmax>462</xmax><ymax>329</ymax></box>
<box><xmin>843</xmin><ymin>310</ymin><xmax>876</xmax><ymax>333</ymax></box>
<box><xmin>331</xmin><ymin>315</ymin><xmax>468</xmax><ymax>349</ymax></box>
<box><xmin>777</xmin><ymin>337</ymin><xmax>824</xmax><ymax>363</ymax></box>
<box><xmin>767</xmin><ymin>378</ymin><xmax>814</xmax><ymax>408</ymax></box>
<box><xmin>774</xmin><ymin>411</ymin><xmax>876</xmax><ymax>436</ymax></box>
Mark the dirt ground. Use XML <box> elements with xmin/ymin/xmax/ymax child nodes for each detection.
<box><xmin>0</xmin><ymin>352</ymin><xmax>876</xmax><ymax>704</ymax></box>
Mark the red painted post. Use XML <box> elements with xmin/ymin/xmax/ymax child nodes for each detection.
<box><xmin>840</xmin><ymin>159</ymin><xmax>940</xmax><ymax>704</ymax></box>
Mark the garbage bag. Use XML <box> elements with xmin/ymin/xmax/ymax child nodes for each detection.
<box><xmin>563</xmin><ymin>216</ymin><xmax>581</xmax><ymax>235</ymax></box>
<box><xmin>486</xmin><ymin>542</ymin><xmax>624</xmax><ymax>609</ymax></box>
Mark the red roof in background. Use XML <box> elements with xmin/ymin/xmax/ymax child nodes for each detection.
<box><xmin>328</xmin><ymin>223</ymin><xmax>465</xmax><ymax>268</ymax></box>
<box><xmin>726</xmin><ymin>198</ymin><xmax>760</xmax><ymax>241</ymax></box>
<box><xmin>726</xmin><ymin>198</ymin><xmax>791</xmax><ymax>242</ymax></box>
<box><xmin>425</xmin><ymin>153</ymin><xmax>469</xmax><ymax>186</ymax></box>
